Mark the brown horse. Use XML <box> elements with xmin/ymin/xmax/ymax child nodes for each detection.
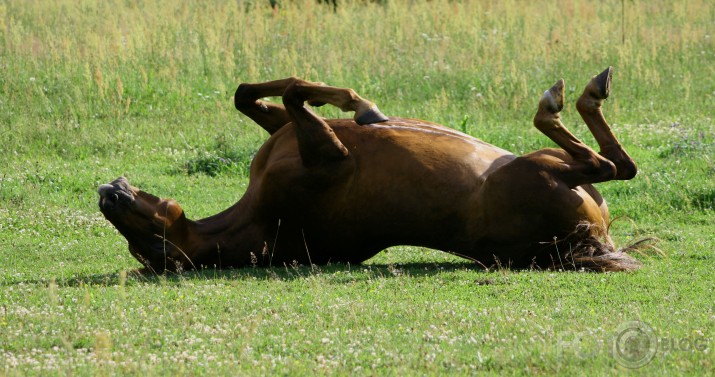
<box><xmin>98</xmin><ymin>68</ymin><xmax>642</xmax><ymax>273</ymax></box>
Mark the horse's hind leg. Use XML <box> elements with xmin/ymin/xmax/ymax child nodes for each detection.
<box><xmin>532</xmin><ymin>80</ymin><xmax>617</xmax><ymax>188</ymax></box>
<box><xmin>576</xmin><ymin>67</ymin><xmax>637</xmax><ymax>180</ymax></box>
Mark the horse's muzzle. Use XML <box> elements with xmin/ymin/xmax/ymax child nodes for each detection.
<box><xmin>98</xmin><ymin>177</ymin><xmax>135</xmax><ymax>211</ymax></box>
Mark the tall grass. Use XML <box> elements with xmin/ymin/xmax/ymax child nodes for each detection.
<box><xmin>2</xmin><ymin>0</ymin><xmax>713</xmax><ymax>129</ymax></box>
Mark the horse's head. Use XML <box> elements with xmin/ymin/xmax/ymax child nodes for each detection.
<box><xmin>98</xmin><ymin>177</ymin><xmax>193</xmax><ymax>272</ymax></box>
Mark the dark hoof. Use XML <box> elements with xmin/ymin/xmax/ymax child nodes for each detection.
<box><xmin>541</xmin><ymin>79</ymin><xmax>565</xmax><ymax>114</ymax></box>
<box><xmin>355</xmin><ymin>106</ymin><xmax>390</xmax><ymax>125</ymax></box>
<box><xmin>594</xmin><ymin>67</ymin><xmax>612</xmax><ymax>99</ymax></box>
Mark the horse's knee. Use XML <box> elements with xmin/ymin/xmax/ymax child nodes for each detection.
<box><xmin>282</xmin><ymin>79</ymin><xmax>310</xmax><ymax>108</ymax></box>
<box><xmin>234</xmin><ymin>83</ymin><xmax>257</xmax><ymax>110</ymax></box>
<box><xmin>235</xmin><ymin>77</ymin><xmax>302</xmax><ymax>110</ymax></box>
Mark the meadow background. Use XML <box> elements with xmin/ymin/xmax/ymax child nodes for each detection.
<box><xmin>1</xmin><ymin>0</ymin><xmax>713</xmax><ymax>375</ymax></box>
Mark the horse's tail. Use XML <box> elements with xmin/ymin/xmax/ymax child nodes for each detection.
<box><xmin>550</xmin><ymin>222</ymin><xmax>656</xmax><ymax>272</ymax></box>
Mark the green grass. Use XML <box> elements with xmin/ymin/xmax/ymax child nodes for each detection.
<box><xmin>1</xmin><ymin>0</ymin><xmax>714</xmax><ymax>375</ymax></box>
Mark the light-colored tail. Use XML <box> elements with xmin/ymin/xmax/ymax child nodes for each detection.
<box><xmin>551</xmin><ymin>223</ymin><xmax>655</xmax><ymax>272</ymax></box>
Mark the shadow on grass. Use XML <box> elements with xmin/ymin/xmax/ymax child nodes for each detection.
<box><xmin>3</xmin><ymin>261</ymin><xmax>496</xmax><ymax>287</ymax></box>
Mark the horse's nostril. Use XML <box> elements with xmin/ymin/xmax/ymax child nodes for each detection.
<box><xmin>111</xmin><ymin>193</ymin><xmax>119</xmax><ymax>203</ymax></box>
<box><xmin>98</xmin><ymin>184</ymin><xmax>114</xmax><ymax>197</ymax></box>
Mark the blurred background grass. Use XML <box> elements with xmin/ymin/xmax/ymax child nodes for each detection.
<box><xmin>2</xmin><ymin>0</ymin><xmax>712</xmax><ymax>129</ymax></box>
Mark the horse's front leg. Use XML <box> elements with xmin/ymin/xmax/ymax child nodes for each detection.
<box><xmin>234</xmin><ymin>78</ymin><xmax>306</xmax><ymax>135</ymax></box>
<box><xmin>279</xmin><ymin>79</ymin><xmax>389</xmax><ymax>167</ymax></box>
<box><xmin>283</xmin><ymin>81</ymin><xmax>389</xmax><ymax>125</ymax></box>
<box><xmin>280</xmin><ymin>80</ymin><xmax>351</xmax><ymax>167</ymax></box>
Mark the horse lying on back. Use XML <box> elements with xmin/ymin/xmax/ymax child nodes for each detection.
<box><xmin>99</xmin><ymin>67</ymin><xmax>644</xmax><ymax>273</ymax></box>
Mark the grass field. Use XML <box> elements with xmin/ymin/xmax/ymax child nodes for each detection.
<box><xmin>1</xmin><ymin>0</ymin><xmax>714</xmax><ymax>375</ymax></box>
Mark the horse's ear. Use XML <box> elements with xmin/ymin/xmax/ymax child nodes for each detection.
<box><xmin>159</xmin><ymin>199</ymin><xmax>186</xmax><ymax>227</ymax></box>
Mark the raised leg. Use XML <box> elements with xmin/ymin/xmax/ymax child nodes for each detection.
<box><xmin>532</xmin><ymin>79</ymin><xmax>617</xmax><ymax>188</ymax></box>
<box><xmin>236</xmin><ymin>77</ymin><xmax>388</xmax><ymax>167</ymax></box>
<box><xmin>283</xmin><ymin>80</ymin><xmax>389</xmax><ymax>126</ymax></box>
<box><xmin>234</xmin><ymin>78</ymin><xmax>298</xmax><ymax>135</ymax></box>
<box><xmin>281</xmin><ymin>80</ymin><xmax>351</xmax><ymax>167</ymax></box>
<box><xmin>277</xmin><ymin>78</ymin><xmax>389</xmax><ymax>167</ymax></box>
<box><xmin>576</xmin><ymin>67</ymin><xmax>637</xmax><ymax>180</ymax></box>
<box><xmin>235</xmin><ymin>77</ymin><xmax>389</xmax><ymax>135</ymax></box>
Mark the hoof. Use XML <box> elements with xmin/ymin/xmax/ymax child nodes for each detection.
<box><xmin>355</xmin><ymin>106</ymin><xmax>389</xmax><ymax>125</ymax></box>
<box><xmin>592</xmin><ymin>67</ymin><xmax>612</xmax><ymax>100</ymax></box>
<box><xmin>541</xmin><ymin>79</ymin><xmax>565</xmax><ymax>114</ymax></box>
